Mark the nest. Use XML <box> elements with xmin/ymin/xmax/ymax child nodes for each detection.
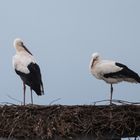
<box><xmin>0</xmin><ymin>104</ymin><xmax>140</xmax><ymax>139</ymax></box>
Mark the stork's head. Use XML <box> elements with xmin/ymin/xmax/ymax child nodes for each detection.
<box><xmin>13</xmin><ymin>38</ymin><xmax>32</xmax><ymax>55</ymax></box>
<box><xmin>90</xmin><ymin>52</ymin><xmax>100</xmax><ymax>69</ymax></box>
<box><xmin>13</xmin><ymin>38</ymin><xmax>24</xmax><ymax>48</ymax></box>
<box><xmin>91</xmin><ymin>52</ymin><xmax>100</xmax><ymax>60</ymax></box>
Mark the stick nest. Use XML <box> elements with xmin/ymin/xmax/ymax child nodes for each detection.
<box><xmin>0</xmin><ymin>104</ymin><xmax>140</xmax><ymax>139</ymax></box>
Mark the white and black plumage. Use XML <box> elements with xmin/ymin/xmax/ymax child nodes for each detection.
<box><xmin>13</xmin><ymin>38</ymin><xmax>44</xmax><ymax>105</ymax></box>
<box><xmin>89</xmin><ymin>52</ymin><xmax>140</xmax><ymax>104</ymax></box>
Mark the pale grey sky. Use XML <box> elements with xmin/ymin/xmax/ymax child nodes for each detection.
<box><xmin>0</xmin><ymin>0</ymin><xmax>140</xmax><ymax>105</ymax></box>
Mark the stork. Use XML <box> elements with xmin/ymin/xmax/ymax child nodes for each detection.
<box><xmin>13</xmin><ymin>38</ymin><xmax>44</xmax><ymax>105</ymax></box>
<box><xmin>89</xmin><ymin>52</ymin><xmax>140</xmax><ymax>104</ymax></box>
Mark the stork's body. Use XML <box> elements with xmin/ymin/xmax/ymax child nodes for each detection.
<box><xmin>90</xmin><ymin>53</ymin><xmax>140</xmax><ymax>104</ymax></box>
<box><xmin>13</xmin><ymin>38</ymin><xmax>44</xmax><ymax>105</ymax></box>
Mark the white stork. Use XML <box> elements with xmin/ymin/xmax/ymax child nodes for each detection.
<box><xmin>89</xmin><ymin>52</ymin><xmax>140</xmax><ymax>104</ymax></box>
<box><xmin>13</xmin><ymin>38</ymin><xmax>44</xmax><ymax>105</ymax></box>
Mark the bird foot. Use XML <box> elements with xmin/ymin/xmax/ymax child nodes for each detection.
<box><xmin>110</xmin><ymin>102</ymin><xmax>117</xmax><ymax>106</ymax></box>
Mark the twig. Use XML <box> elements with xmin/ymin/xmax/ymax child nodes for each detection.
<box><xmin>92</xmin><ymin>99</ymin><xmax>140</xmax><ymax>105</ymax></box>
<box><xmin>49</xmin><ymin>98</ymin><xmax>61</xmax><ymax>105</ymax></box>
<box><xmin>7</xmin><ymin>95</ymin><xmax>22</xmax><ymax>104</ymax></box>
<box><xmin>0</xmin><ymin>102</ymin><xmax>17</xmax><ymax>106</ymax></box>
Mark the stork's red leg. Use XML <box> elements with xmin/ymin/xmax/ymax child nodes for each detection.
<box><xmin>30</xmin><ymin>87</ymin><xmax>33</xmax><ymax>105</ymax></box>
<box><xmin>110</xmin><ymin>84</ymin><xmax>113</xmax><ymax>105</ymax></box>
<box><xmin>23</xmin><ymin>82</ymin><xmax>26</xmax><ymax>105</ymax></box>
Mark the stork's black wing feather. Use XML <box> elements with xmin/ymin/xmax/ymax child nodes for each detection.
<box><xmin>104</xmin><ymin>62</ymin><xmax>140</xmax><ymax>82</ymax></box>
<box><xmin>15</xmin><ymin>63</ymin><xmax>44</xmax><ymax>95</ymax></box>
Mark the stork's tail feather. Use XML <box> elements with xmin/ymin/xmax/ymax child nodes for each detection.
<box><xmin>138</xmin><ymin>76</ymin><xmax>140</xmax><ymax>83</ymax></box>
<box><xmin>41</xmin><ymin>83</ymin><xmax>44</xmax><ymax>95</ymax></box>
<box><xmin>33</xmin><ymin>83</ymin><xmax>44</xmax><ymax>96</ymax></box>
<box><xmin>35</xmin><ymin>78</ymin><xmax>44</xmax><ymax>95</ymax></box>
<box><xmin>41</xmin><ymin>81</ymin><xmax>44</xmax><ymax>95</ymax></box>
<box><xmin>134</xmin><ymin>74</ymin><xmax>140</xmax><ymax>83</ymax></box>
<box><xmin>36</xmin><ymin>90</ymin><xmax>44</xmax><ymax>96</ymax></box>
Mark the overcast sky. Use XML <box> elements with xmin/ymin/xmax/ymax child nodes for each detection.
<box><xmin>0</xmin><ymin>0</ymin><xmax>140</xmax><ymax>105</ymax></box>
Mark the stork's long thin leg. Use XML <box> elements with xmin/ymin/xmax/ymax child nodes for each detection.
<box><xmin>110</xmin><ymin>84</ymin><xmax>113</xmax><ymax>105</ymax></box>
<box><xmin>30</xmin><ymin>87</ymin><xmax>33</xmax><ymax>105</ymax></box>
<box><xmin>23</xmin><ymin>82</ymin><xmax>26</xmax><ymax>105</ymax></box>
